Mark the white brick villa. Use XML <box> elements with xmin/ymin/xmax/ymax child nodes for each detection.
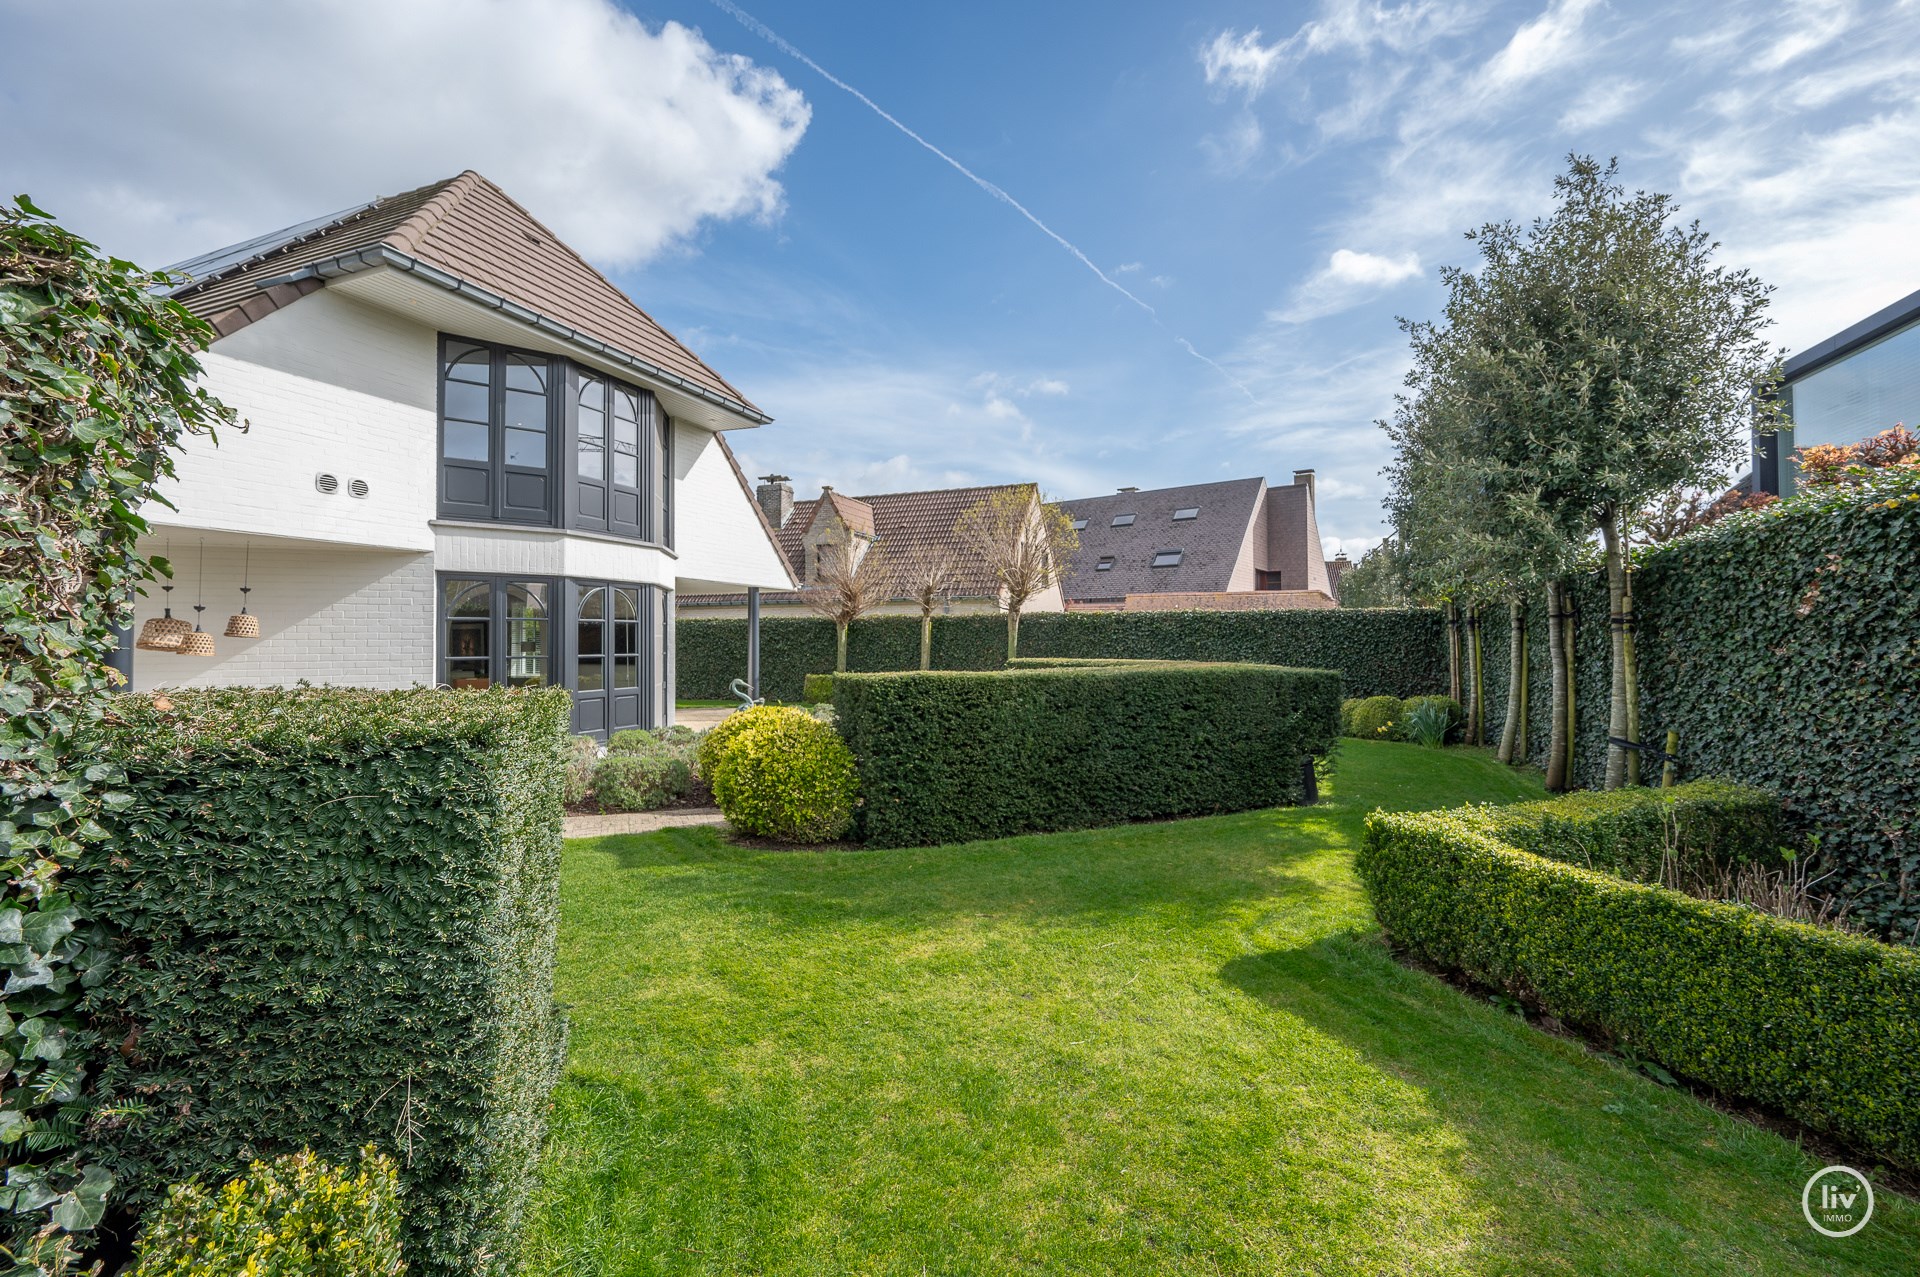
<box><xmin>120</xmin><ymin>172</ymin><xmax>794</xmax><ymax>736</ymax></box>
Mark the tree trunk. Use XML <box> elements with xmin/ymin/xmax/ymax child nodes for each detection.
<box><xmin>1515</xmin><ymin>624</ymin><xmax>1529</xmax><ymax>765</ymax></box>
<box><xmin>1466</xmin><ymin>604</ymin><xmax>1484</xmax><ymax>746</ymax></box>
<box><xmin>1445</xmin><ymin>601</ymin><xmax>1462</xmax><ymax>704</ymax></box>
<box><xmin>1006</xmin><ymin>605</ymin><xmax>1022</xmax><ymax>662</ymax></box>
<box><xmin>1545</xmin><ymin>580</ymin><xmax>1569</xmax><ymax>792</ymax></box>
<box><xmin>1497</xmin><ymin>597</ymin><xmax>1524</xmax><ymax>764</ymax></box>
<box><xmin>919</xmin><ymin>612</ymin><xmax>933</xmax><ymax>671</ymax></box>
<box><xmin>835</xmin><ymin>620</ymin><xmax>849</xmax><ymax>674</ymax></box>
<box><xmin>1563</xmin><ymin>587</ymin><xmax>1578</xmax><ymax>788</ymax></box>
<box><xmin>1601</xmin><ymin>509</ymin><xmax>1634</xmax><ymax>789</ymax></box>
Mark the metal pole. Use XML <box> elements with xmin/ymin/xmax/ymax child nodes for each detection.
<box><xmin>746</xmin><ymin>586</ymin><xmax>761</xmax><ymax>700</ymax></box>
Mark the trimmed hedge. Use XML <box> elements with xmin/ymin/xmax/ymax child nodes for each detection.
<box><xmin>1472</xmin><ymin>470</ymin><xmax>1920</xmax><ymax>938</ymax></box>
<box><xmin>1469</xmin><ymin>779</ymin><xmax>1782</xmax><ymax>885</ymax></box>
<box><xmin>709</xmin><ymin>710</ymin><xmax>859</xmax><ymax>843</ymax></box>
<box><xmin>801</xmin><ymin>673</ymin><xmax>835</xmax><ymax>704</ymax></box>
<box><xmin>835</xmin><ymin>660</ymin><xmax>1340</xmax><ymax>848</ymax></box>
<box><xmin>1345</xmin><ymin>695</ymin><xmax>1405</xmax><ymax>741</ymax></box>
<box><xmin>82</xmin><ymin>688</ymin><xmax>571</xmax><ymax>1277</ymax></box>
<box><xmin>1359</xmin><ymin>798</ymin><xmax>1920</xmax><ymax>1170</ymax></box>
<box><xmin>678</xmin><ymin>608</ymin><xmax>1444</xmax><ymax>705</ymax></box>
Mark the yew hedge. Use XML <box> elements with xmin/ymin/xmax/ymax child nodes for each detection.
<box><xmin>834</xmin><ymin>659</ymin><xmax>1340</xmax><ymax>847</ymax></box>
<box><xmin>678</xmin><ymin>608</ymin><xmax>1443</xmax><ymax>704</ymax></box>
<box><xmin>82</xmin><ymin>687</ymin><xmax>571</xmax><ymax>1277</ymax></box>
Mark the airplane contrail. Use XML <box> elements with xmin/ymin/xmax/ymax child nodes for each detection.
<box><xmin>704</xmin><ymin>0</ymin><xmax>1258</xmax><ymax>403</ymax></box>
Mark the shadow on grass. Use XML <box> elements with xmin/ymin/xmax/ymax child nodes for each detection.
<box><xmin>1217</xmin><ymin>936</ymin><xmax>1920</xmax><ymax>1275</ymax></box>
<box><xmin>581</xmin><ymin>804</ymin><xmax>1355</xmax><ymax>931</ymax></box>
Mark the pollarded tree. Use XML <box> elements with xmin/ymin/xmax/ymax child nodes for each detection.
<box><xmin>801</xmin><ymin>539</ymin><xmax>894</xmax><ymax>673</ymax></box>
<box><xmin>893</xmin><ymin>542</ymin><xmax>959</xmax><ymax>670</ymax></box>
<box><xmin>955</xmin><ymin>487</ymin><xmax>1078</xmax><ymax>661</ymax></box>
<box><xmin>1333</xmin><ymin>538</ymin><xmax>1412</xmax><ymax>609</ymax></box>
<box><xmin>1432</xmin><ymin>156</ymin><xmax>1780</xmax><ymax>787</ymax></box>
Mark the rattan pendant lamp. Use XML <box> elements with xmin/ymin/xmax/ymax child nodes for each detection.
<box><xmin>136</xmin><ymin>539</ymin><xmax>189</xmax><ymax>651</ymax></box>
<box><xmin>177</xmin><ymin>540</ymin><xmax>216</xmax><ymax>657</ymax></box>
<box><xmin>225</xmin><ymin>541</ymin><xmax>261</xmax><ymax>638</ymax></box>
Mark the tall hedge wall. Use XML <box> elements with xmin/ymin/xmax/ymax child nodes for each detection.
<box><xmin>678</xmin><ymin>608</ymin><xmax>1444</xmax><ymax>705</ymax></box>
<box><xmin>1470</xmin><ymin>471</ymin><xmax>1920</xmax><ymax>939</ymax></box>
<box><xmin>834</xmin><ymin>660</ymin><xmax>1341</xmax><ymax>848</ymax></box>
<box><xmin>81</xmin><ymin>687</ymin><xmax>571</xmax><ymax>1277</ymax></box>
<box><xmin>1360</xmin><ymin>801</ymin><xmax>1920</xmax><ymax>1170</ymax></box>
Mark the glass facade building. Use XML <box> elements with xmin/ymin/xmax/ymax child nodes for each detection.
<box><xmin>1759</xmin><ymin>288</ymin><xmax>1920</xmax><ymax>495</ymax></box>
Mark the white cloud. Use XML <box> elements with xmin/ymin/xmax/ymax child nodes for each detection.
<box><xmin>1479</xmin><ymin>0</ymin><xmax>1602</xmax><ymax>92</ymax></box>
<box><xmin>1277</xmin><ymin>248</ymin><xmax>1423</xmax><ymax>322</ymax></box>
<box><xmin>0</xmin><ymin>0</ymin><xmax>810</xmax><ymax>269</ymax></box>
<box><xmin>1201</xmin><ymin>29</ymin><xmax>1285</xmax><ymax>98</ymax></box>
<box><xmin>1754</xmin><ymin>0</ymin><xmax>1855</xmax><ymax>70</ymax></box>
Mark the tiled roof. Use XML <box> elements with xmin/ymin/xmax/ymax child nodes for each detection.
<box><xmin>165</xmin><ymin>172</ymin><xmax>761</xmax><ymax>420</ymax></box>
<box><xmin>1058</xmin><ymin>478</ymin><xmax>1265</xmax><ymax>601</ymax></box>
<box><xmin>683</xmin><ymin>482</ymin><xmax>1034</xmax><ymax>607</ymax></box>
<box><xmin>818</xmin><ymin>489</ymin><xmax>876</xmax><ymax>539</ymax></box>
<box><xmin>1119</xmin><ymin>590</ymin><xmax>1335</xmax><ymax>611</ymax></box>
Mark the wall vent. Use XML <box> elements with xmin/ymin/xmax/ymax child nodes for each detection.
<box><xmin>348</xmin><ymin>478</ymin><xmax>370</xmax><ymax>499</ymax></box>
<box><xmin>314</xmin><ymin>472</ymin><xmax>339</xmax><ymax>494</ymax></box>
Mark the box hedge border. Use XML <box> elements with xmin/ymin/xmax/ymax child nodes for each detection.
<box><xmin>1467</xmin><ymin>778</ymin><xmax>1782</xmax><ymax>885</ymax></box>
<box><xmin>834</xmin><ymin>659</ymin><xmax>1340</xmax><ymax>848</ymax></box>
<box><xmin>80</xmin><ymin>687</ymin><xmax>571</xmax><ymax>1277</ymax></box>
<box><xmin>1359</xmin><ymin>797</ymin><xmax>1920</xmax><ymax>1170</ymax></box>
<box><xmin>677</xmin><ymin>608</ymin><xmax>1443</xmax><ymax>706</ymax></box>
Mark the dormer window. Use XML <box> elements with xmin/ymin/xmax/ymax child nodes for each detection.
<box><xmin>1111</xmin><ymin>513</ymin><xmax>1136</xmax><ymax>527</ymax></box>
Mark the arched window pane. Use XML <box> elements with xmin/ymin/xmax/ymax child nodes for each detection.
<box><xmin>577</xmin><ymin>375</ymin><xmax>606</xmax><ymax>479</ymax></box>
<box><xmin>443</xmin><ymin>347</ymin><xmax>492</xmax><ymax>461</ymax></box>
<box><xmin>612</xmin><ymin>387</ymin><xmax>640</xmax><ymax>489</ymax></box>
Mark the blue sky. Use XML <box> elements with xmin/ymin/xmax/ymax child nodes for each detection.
<box><xmin>6</xmin><ymin>0</ymin><xmax>1920</xmax><ymax>554</ymax></box>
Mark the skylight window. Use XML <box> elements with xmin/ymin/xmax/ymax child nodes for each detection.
<box><xmin>1151</xmin><ymin>549</ymin><xmax>1183</xmax><ymax>568</ymax></box>
<box><xmin>1071</xmin><ymin>518</ymin><xmax>1088</xmax><ymax>530</ymax></box>
<box><xmin>1172</xmin><ymin>507</ymin><xmax>1200</xmax><ymax>521</ymax></box>
<box><xmin>1111</xmin><ymin>513</ymin><xmax>1136</xmax><ymax>527</ymax></box>
<box><xmin>1095</xmin><ymin>557</ymin><xmax>1115</xmax><ymax>571</ymax></box>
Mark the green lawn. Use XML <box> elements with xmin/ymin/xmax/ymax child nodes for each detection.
<box><xmin>525</xmin><ymin>740</ymin><xmax>1917</xmax><ymax>1275</ymax></box>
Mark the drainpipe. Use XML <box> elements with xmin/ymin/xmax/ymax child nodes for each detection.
<box><xmin>747</xmin><ymin>587</ymin><xmax>761</xmax><ymax>701</ymax></box>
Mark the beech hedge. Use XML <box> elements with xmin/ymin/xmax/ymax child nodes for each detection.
<box><xmin>677</xmin><ymin>608</ymin><xmax>1443</xmax><ymax>705</ymax></box>
<box><xmin>834</xmin><ymin>659</ymin><xmax>1340</xmax><ymax>848</ymax></box>
<box><xmin>81</xmin><ymin>687</ymin><xmax>571</xmax><ymax>1277</ymax></box>
<box><xmin>1359</xmin><ymin>796</ymin><xmax>1920</xmax><ymax>1171</ymax></box>
<box><xmin>1473</xmin><ymin>470</ymin><xmax>1920</xmax><ymax>939</ymax></box>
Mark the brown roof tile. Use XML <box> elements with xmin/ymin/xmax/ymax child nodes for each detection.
<box><xmin>168</xmin><ymin>171</ymin><xmax>761</xmax><ymax>420</ymax></box>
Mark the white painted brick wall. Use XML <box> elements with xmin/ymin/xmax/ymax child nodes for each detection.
<box><xmin>151</xmin><ymin>292</ymin><xmax>437</xmax><ymax>551</ymax></box>
<box><xmin>130</xmin><ymin>541</ymin><xmax>434</xmax><ymax>692</ymax></box>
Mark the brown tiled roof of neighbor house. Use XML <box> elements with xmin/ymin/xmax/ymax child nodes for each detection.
<box><xmin>819</xmin><ymin>489</ymin><xmax>877</xmax><ymax>539</ymax></box>
<box><xmin>1120</xmin><ymin>590</ymin><xmax>1334</xmax><ymax>611</ymax></box>
<box><xmin>682</xmin><ymin>482</ymin><xmax>1035</xmax><ymax>607</ymax></box>
<box><xmin>166</xmin><ymin>171</ymin><xmax>762</xmax><ymax>420</ymax></box>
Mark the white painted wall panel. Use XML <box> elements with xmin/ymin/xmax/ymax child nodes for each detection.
<box><xmin>671</xmin><ymin>423</ymin><xmax>792</xmax><ymax>591</ymax></box>
<box><xmin>431</xmin><ymin>524</ymin><xmax>675</xmax><ymax>583</ymax></box>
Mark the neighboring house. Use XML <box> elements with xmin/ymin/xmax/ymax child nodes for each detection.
<box><xmin>679</xmin><ymin>477</ymin><xmax>1066</xmax><ymax>617</ymax></box>
<box><xmin>1058</xmin><ymin>471</ymin><xmax>1346</xmax><ymax>610</ymax></box>
<box><xmin>122</xmin><ymin>171</ymin><xmax>794</xmax><ymax>737</ymax></box>
<box><xmin>1755</xmin><ymin>284</ymin><xmax>1920</xmax><ymax>496</ymax></box>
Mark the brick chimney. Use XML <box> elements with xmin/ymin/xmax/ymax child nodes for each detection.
<box><xmin>1292</xmin><ymin>468</ymin><xmax>1316</xmax><ymax>497</ymax></box>
<box><xmin>757</xmin><ymin>474</ymin><xmax>794</xmax><ymax>528</ymax></box>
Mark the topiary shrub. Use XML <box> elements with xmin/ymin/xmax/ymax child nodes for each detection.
<box><xmin>1401</xmin><ymin>695</ymin><xmax>1464</xmax><ymax>742</ymax></box>
<box><xmin>1339</xmin><ymin>697</ymin><xmax>1365</xmax><ymax>736</ymax></box>
<box><xmin>802</xmin><ymin>673</ymin><xmax>835</xmax><ymax>704</ymax></box>
<box><xmin>131</xmin><ymin>1146</ymin><xmax>405</xmax><ymax>1277</ymax></box>
<box><xmin>562</xmin><ymin>735</ymin><xmax>601</xmax><ymax>807</ymax></box>
<box><xmin>592</xmin><ymin>752</ymin><xmax>692</xmax><ymax>812</ymax></box>
<box><xmin>1346</xmin><ymin>694</ymin><xmax>1406</xmax><ymax>741</ymax></box>
<box><xmin>693</xmin><ymin>705</ymin><xmax>789</xmax><ymax>781</ymax></box>
<box><xmin>709</xmin><ymin>711</ymin><xmax>859</xmax><ymax>843</ymax></box>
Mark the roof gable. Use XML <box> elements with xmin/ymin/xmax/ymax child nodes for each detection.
<box><xmin>166</xmin><ymin>171</ymin><xmax>761</xmax><ymax>421</ymax></box>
